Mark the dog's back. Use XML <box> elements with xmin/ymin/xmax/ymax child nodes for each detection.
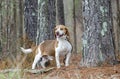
<box><xmin>38</xmin><ymin>40</ymin><xmax>56</xmax><ymax>56</ymax></box>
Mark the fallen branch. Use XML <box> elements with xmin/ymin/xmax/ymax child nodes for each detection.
<box><xmin>24</xmin><ymin>67</ymin><xmax>55</xmax><ymax>74</ymax></box>
<box><xmin>0</xmin><ymin>67</ymin><xmax>55</xmax><ymax>74</ymax></box>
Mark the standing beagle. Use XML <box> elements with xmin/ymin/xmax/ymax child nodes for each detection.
<box><xmin>21</xmin><ymin>25</ymin><xmax>72</xmax><ymax>69</ymax></box>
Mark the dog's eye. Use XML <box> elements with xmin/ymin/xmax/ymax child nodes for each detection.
<box><xmin>60</xmin><ymin>28</ymin><xmax>63</xmax><ymax>30</ymax></box>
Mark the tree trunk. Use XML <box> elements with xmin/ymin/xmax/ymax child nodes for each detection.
<box><xmin>63</xmin><ymin>0</ymin><xmax>75</xmax><ymax>53</ymax></box>
<box><xmin>0</xmin><ymin>0</ymin><xmax>25</xmax><ymax>68</ymax></box>
<box><xmin>80</xmin><ymin>0</ymin><xmax>116</xmax><ymax>67</ymax></box>
<box><xmin>56</xmin><ymin>0</ymin><xmax>65</xmax><ymax>25</ymax></box>
<box><xmin>24</xmin><ymin>0</ymin><xmax>38</xmax><ymax>42</ymax></box>
<box><xmin>117</xmin><ymin>0</ymin><xmax>120</xmax><ymax>57</ymax></box>
<box><xmin>36</xmin><ymin>0</ymin><xmax>56</xmax><ymax>44</ymax></box>
<box><xmin>73</xmin><ymin>0</ymin><xmax>77</xmax><ymax>53</ymax></box>
<box><xmin>111</xmin><ymin>0</ymin><xmax>120</xmax><ymax>59</ymax></box>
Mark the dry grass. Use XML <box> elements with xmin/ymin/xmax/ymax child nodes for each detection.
<box><xmin>22</xmin><ymin>54</ymin><xmax>120</xmax><ymax>79</ymax></box>
<box><xmin>0</xmin><ymin>51</ymin><xmax>120</xmax><ymax>79</ymax></box>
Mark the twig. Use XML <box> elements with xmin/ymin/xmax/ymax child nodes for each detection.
<box><xmin>0</xmin><ymin>67</ymin><xmax>55</xmax><ymax>74</ymax></box>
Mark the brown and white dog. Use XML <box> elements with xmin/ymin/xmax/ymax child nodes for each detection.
<box><xmin>21</xmin><ymin>25</ymin><xmax>72</xmax><ymax>69</ymax></box>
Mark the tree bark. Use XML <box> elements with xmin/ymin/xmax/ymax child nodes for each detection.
<box><xmin>56</xmin><ymin>0</ymin><xmax>65</xmax><ymax>25</ymax></box>
<box><xmin>0</xmin><ymin>0</ymin><xmax>24</xmax><ymax>66</ymax></box>
<box><xmin>36</xmin><ymin>0</ymin><xmax>56</xmax><ymax>44</ymax></box>
<box><xmin>63</xmin><ymin>0</ymin><xmax>75</xmax><ymax>53</ymax></box>
<box><xmin>111</xmin><ymin>0</ymin><xmax>120</xmax><ymax>59</ymax></box>
<box><xmin>0</xmin><ymin>67</ymin><xmax>54</xmax><ymax>74</ymax></box>
<box><xmin>117</xmin><ymin>0</ymin><xmax>120</xmax><ymax>57</ymax></box>
<box><xmin>24</xmin><ymin>0</ymin><xmax>38</xmax><ymax>42</ymax></box>
<box><xmin>73</xmin><ymin>0</ymin><xmax>77</xmax><ymax>53</ymax></box>
<box><xmin>80</xmin><ymin>0</ymin><xmax>116</xmax><ymax>67</ymax></box>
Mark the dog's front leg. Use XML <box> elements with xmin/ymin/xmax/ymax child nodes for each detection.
<box><xmin>55</xmin><ymin>52</ymin><xmax>60</xmax><ymax>68</ymax></box>
<box><xmin>65</xmin><ymin>52</ymin><xmax>71</xmax><ymax>67</ymax></box>
<box><xmin>32</xmin><ymin>54</ymin><xmax>41</xmax><ymax>69</ymax></box>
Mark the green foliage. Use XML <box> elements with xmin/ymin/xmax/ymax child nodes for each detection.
<box><xmin>0</xmin><ymin>73</ymin><xmax>6</xmax><ymax>79</ymax></box>
<box><xmin>0</xmin><ymin>72</ymin><xmax>21</xmax><ymax>79</ymax></box>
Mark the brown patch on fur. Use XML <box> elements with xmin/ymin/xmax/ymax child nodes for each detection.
<box><xmin>65</xmin><ymin>27</ymin><xmax>69</xmax><ymax>36</ymax></box>
<box><xmin>65</xmin><ymin>27</ymin><xmax>70</xmax><ymax>41</ymax></box>
<box><xmin>39</xmin><ymin>40</ymin><xmax>56</xmax><ymax>57</ymax></box>
<box><xmin>54</xmin><ymin>27</ymin><xmax>57</xmax><ymax>38</ymax></box>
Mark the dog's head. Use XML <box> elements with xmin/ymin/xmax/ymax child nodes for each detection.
<box><xmin>39</xmin><ymin>55</ymin><xmax>54</xmax><ymax>68</ymax></box>
<box><xmin>54</xmin><ymin>25</ymin><xmax>69</xmax><ymax>40</ymax></box>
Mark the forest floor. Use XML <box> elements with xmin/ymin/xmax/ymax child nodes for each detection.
<box><xmin>24</xmin><ymin>54</ymin><xmax>120</xmax><ymax>79</ymax></box>
<box><xmin>0</xmin><ymin>54</ymin><xmax>120</xmax><ymax>79</ymax></box>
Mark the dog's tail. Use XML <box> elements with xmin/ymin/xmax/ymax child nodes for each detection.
<box><xmin>20</xmin><ymin>47</ymin><xmax>33</xmax><ymax>54</ymax></box>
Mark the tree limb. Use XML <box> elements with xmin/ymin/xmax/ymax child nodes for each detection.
<box><xmin>0</xmin><ymin>67</ymin><xmax>55</xmax><ymax>74</ymax></box>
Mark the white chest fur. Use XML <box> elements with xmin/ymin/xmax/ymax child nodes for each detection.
<box><xmin>56</xmin><ymin>39</ymin><xmax>72</xmax><ymax>55</ymax></box>
<box><xmin>55</xmin><ymin>38</ymin><xmax>72</xmax><ymax>68</ymax></box>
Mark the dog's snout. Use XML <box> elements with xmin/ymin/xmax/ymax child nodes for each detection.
<box><xmin>56</xmin><ymin>32</ymin><xmax>59</xmax><ymax>36</ymax></box>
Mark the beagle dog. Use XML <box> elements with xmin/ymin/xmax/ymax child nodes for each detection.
<box><xmin>21</xmin><ymin>25</ymin><xmax>72</xmax><ymax>69</ymax></box>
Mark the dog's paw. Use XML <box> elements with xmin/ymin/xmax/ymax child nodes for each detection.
<box><xmin>65</xmin><ymin>63</ymin><xmax>69</xmax><ymax>67</ymax></box>
<box><xmin>57</xmin><ymin>65</ymin><xmax>61</xmax><ymax>68</ymax></box>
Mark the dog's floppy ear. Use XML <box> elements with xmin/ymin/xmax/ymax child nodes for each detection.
<box><xmin>47</xmin><ymin>56</ymin><xmax>54</xmax><ymax>60</ymax></box>
<box><xmin>65</xmin><ymin>27</ymin><xmax>70</xmax><ymax>40</ymax></box>
<box><xmin>65</xmin><ymin>27</ymin><xmax>69</xmax><ymax>36</ymax></box>
<box><xmin>54</xmin><ymin>26</ymin><xmax>57</xmax><ymax>38</ymax></box>
<box><xmin>42</xmin><ymin>55</ymin><xmax>54</xmax><ymax>60</ymax></box>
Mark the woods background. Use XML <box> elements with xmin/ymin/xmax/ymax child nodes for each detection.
<box><xmin>0</xmin><ymin>0</ymin><xmax>120</xmax><ymax>69</ymax></box>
